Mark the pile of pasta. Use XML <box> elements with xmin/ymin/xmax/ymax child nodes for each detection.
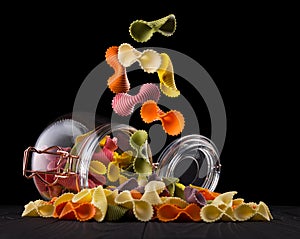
<box><xmin>22</xmin><ymin>178</ymin><xmax>273</xmax><ymax>223</ymax></box>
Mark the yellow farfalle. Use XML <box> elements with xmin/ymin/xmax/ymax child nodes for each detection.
<box><xmin>72</xmin><ymin>188</ymin><xmax>93</xmax><ymax>204</ymax></box>
<box><xmin>91</xmin><ymin>185</ymin><xmax>108</xmax><ymax>222</ymax></box>
<box><xmin>114</xmin><ymin>190</ymin><xmax>153</xmax><ymax>222</ymax></box>
<box><xmin>157</xmin><ymin>53</ymin><xmax>180</xmax><ymax>97</ymax></box>
<box><xmin>22</xmin><ymin>200</ymin><xmax>54</xmax><ymax>218</ymax></box>
<box><xmin>89</xmin><ymin>160</ymin><xmax>107</xmax><ymax>175</ymax></box>
<box><xmin>141</xmin><ymin>180</ymin><xmax>165</xmax><ymax>205</ymax></box>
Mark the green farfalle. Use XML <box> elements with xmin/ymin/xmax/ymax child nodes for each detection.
<box><xmin>129</xmin><ymin>14</ymin><xmax>176</xmax><ymax>42</ymax></box>
<box><xmin>133</xmin><ymin>157</ymin><xmax>152</xmax><ymax>175</ymax></box>
<box><xmin>174</xmin><ymin>182</ymin><xmax>185</xmax><ymax>200</ymax></box>
<box><xmin>163</xmin><ymin>177</ymin><xmax>179</xmax><ymax>197</ymax></box>
<box><xmin>129</xmin><ymin>130</ymin><xmax>148</xmax><ymax>159</ymax></box>
<box><xmin>130</xmin><ymin>130</ymin><xmax>148</xmax><ymax>148</ymax></box>
<box><xmin>129</xmin><ymin>130</ymin><xmax>152</xmax><ymax>175</ymax></box>
<box><xmin>105</xmin><ymin>204</ymin><xmax>129</xmax><ymax>221</ymax></box>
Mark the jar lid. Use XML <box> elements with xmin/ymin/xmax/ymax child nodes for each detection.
<box><xmin>155</xmin><ymin>134</ymin><xmax>221</xmax><ymax>191</ymax></box>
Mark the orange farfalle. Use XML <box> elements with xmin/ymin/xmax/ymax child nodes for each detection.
<box><xmin>130</xmin><ymin>189</ymin><xmax>143</xmax><ymax>199</ymax></box>
<box><xmin>54</xmin><ymin>201</ymin><xmax>96</xmax><ymax>222</ymax></box>
<box><xmin>156</xmin><ymin>203</ymin><xmax>201</xmax><ymax>222</ymax></box>
<box><xmin>105</xmin><ymin>46</ymin><xmax>130</xmax><ymax>93</ymax></box>
<box><xmin>140</xmin><ymin>100</ymin><xmax>185</xmax><ymax>136</ymax></box>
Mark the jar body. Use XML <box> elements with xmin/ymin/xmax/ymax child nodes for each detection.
<box><xmin>29</xmin><ymin>119</ymin><xmax>152</xmax><ymax>200</ymax></box>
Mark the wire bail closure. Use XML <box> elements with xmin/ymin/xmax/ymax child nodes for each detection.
<box><xmin>23</xmin><ymin>146</ymin><xmax>79</xmax><ymax>186</ymax></box>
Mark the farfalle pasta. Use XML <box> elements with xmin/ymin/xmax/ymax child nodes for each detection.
<box><xmin>105</xmin><ymin>46</ymin><xmax>130</xmax><ymax>93</ymax></box>
<box><xmin>157</xmin><ymin>53</ymin><xmax>180</xmax><ymax>97</ymax></box>
<box><xmin>156</xmin><ymin>203</ymin><xmax>201</xmax><ymax>222</ymax></box>
<box><xmin>140</xmin><ymin>100</ymin><xmax>185</xmax><ymax>136</ymax></box>
<box><xmin>112</xmin><ymin>83</ymin><xmax>160</xmax><ymax>116</ymax></box>
<box><xmin>200</xmin><ymin>191</ymin><xmax>273</xmax><ymax>223</ymax></box>
<box><xmin>118</xmin><ymin>43</ymin><xmax>162</xmax><ymax>73</ymax></box>
<box><xmin>129</xmin><ymin>14</ymin><xmax>176</xmax><ymax>42</ymax></box>
<box><xmin>114</xmin><ymin>190</ymin><xmax>153</xmax><ymax>222</ymax></box>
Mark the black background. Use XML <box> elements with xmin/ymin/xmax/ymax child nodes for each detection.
<box><xmin>2</xmin><ymin>2</ymin><xmax>298</xmax><ymax>205</ymax></box>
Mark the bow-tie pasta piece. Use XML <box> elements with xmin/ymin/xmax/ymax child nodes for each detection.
<box><xmin>234</xmin><ymin>201</ymin><xmax>273</xmax><ymax>221</ymax></box>
<box><xmin>129</xmin><ymin>130</ymin><xmax>153</xmax><ymax>175</ymax></box>
<box><xmin>157</xmin><ymin>53</ymin><xmax>180</xmax><ymax>97</ymax></box>
<box><xmin>22</xmin><ymin>200</ymin><xmax>54</xmax><ymax>218</ymax></box>
<box><xmin>105</xmin><ymin>46</ymin><xmax>130</xmax><ymax>93</ymax></box>
<box><xmin>91</xmin><ymin>185</ymin><xmax>108</xmax><ymax>222</ymax></box>
<box><xmin>157</xmin><ymin>203</ymin><xmax>201</xmax><ymax>222</ymax></box>
<box><xmin>200</xmin><ymin>191</ymin><xmax>238</xmax><ymax>223</ymax></box>
<box><xmin>72</xmin><ymin>188</ymin><xmax>93</xmax><ymax>204</ymax></box>
<box><xmin>112</xmin><ymin>83</ymin><xmax>160</xmax><ymax>116</ymax></box>
<box><xmin>55</xmin><ymin>201</ymin><xmax>96</xmax><ymax>222</ymax></box>
<box><xmin>118</xmin><ymin>43</ymin><xmax>161</xmax><ymax>73</ymax></box>
<box><xmin>129</xmin><ymin>14</ymin><xmax>176</xmax><ymax>42</ymax></box>
<box><xmin>140</xmin><ymin>100</ymin><xmax>185</xmax><ymax>136</ymax></box>
<box><xmin>115</xmin><ymin>190</ymin><xmax>153</xmax><ymax>221</ymax></box>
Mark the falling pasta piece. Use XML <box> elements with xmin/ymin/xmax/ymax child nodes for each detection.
<box><xmin>140</xmin><ymin>100</ymin><xmax>185</xmax><ymax>136</ymax></box>
<box><xmin>157</xmin><ymin>53</ymin><xmax>180</xmax><ymax>97</ymax></box>
<box><xmin>105</xmin><ymin>46</ymin><xmax>130</xmax><ymax>93</ymax></box>
<box><xmin>129</xmin><ymin>14</ymin><xmax>176</xmax><ymax>42</ymax></box>
<box><xmin>118</xmin><ymin>43</ymin><xmax>162</xmax><ymax>73</ymax></box>
<box><xmin>157</xmin><ymin>203</ymin><xmax>201</xmax><ymax>222</ymax></box>
<box><xmin>112</xmin><ymin>83</ymin><xmax>160</xmax><ymax>116</ymax></box>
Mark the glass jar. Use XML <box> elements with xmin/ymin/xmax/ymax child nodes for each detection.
<box><xmin>155</xmin><ymin>134</ymin><xmax>221</xmax><ymax>191</ymax></box>
<box><xmin>23</xmin><ymin>119</ymin><xmax>221</xmax><ymax>200</ymax></box>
